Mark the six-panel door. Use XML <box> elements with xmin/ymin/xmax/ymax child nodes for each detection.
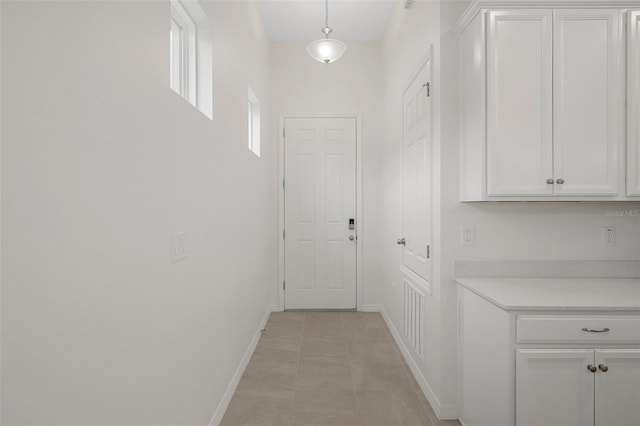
<box><xmin>402</xmin><ymin>59</ymin><xmax>432</xmax><ymax>281</ymax></box>
<box><xmin>283</xmin><ymin>117</ymin><xmax>357</xmax><ymax>309</ymax></box>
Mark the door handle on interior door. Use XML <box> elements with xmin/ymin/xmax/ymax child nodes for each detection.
<box><xmin>349</xmin><ymin>235</ymin><xmax>355</xmax><ymax>241</ymax></box>
<box><xmin>397</xmin><ymin>238</ymin><xmax>406</xmax><ymax>245</ymax></box>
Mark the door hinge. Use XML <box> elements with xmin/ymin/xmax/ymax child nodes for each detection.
<box><xmin>283</xmin><ymin>281</ymin><xmax>286</xmax><ymax>290</ymax></box>
<box><xmin>283</xmin><ymin>229</ymin><xmax>286</xmax><ymax>239</ymax></box>
<box><xmin>424</xmin><ymin>82</ymin><xmax>430</xmax><ymax>97</ymax></box>
<box><xmin>427</xmin><ymin>244</ymin><xmax>430</xmax><ymax>259</ymax></box>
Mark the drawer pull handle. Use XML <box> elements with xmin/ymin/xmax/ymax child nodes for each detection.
<box><xmin>598</xmin><ymin>364</ymin><xmax>609</xmax><ymax>372</ymax></box>
<box><xmin>587</xmin><ymin>364</ymin><xmax>597</xmax><ymax>373</ymax></box>
<box><xmin>581</xmin><ymin>327</ymin><xmax>610</xmax><ymax>333</ymax></box>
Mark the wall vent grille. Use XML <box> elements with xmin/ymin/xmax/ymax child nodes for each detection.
<box><xmin>403</xmin><ymin>279</ymin><xmax>425</xmax><ymax>360</ymax></box>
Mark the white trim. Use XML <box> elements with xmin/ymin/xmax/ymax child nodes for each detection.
<box><xmin>208</xmin><ymin>306</ymin><xmax>274</xmax><ymax>426</ymax></box>
<box><xmin>379</xmin><ymin>305</ymin><xmax>459</xmax><ymax>420</ymax></box>
<box><xmin>456</xmin><ymin>0</ymin><xmax>639</xmax><ymax>32</ymax></box>
<box><xmin>400</xmin><ymin>265</ymin><xmax>432</xmax><ymax>297</ymax></box>
<box><xmin>277</xmin><ymin>113</ymin><xmax>364</xmax><ymax>311</ymax></box>
<box><xmin>170</xmin><ymin>0</ymin><xmax>196</xmax><ymax>101</ymax></box>
<box><xmin>278</xmin><ymin>115</ymin><xmax>285</xmax><ymax>311</ymax></box>
<box><xmin>169</xmin><ymin>0</ymin><xmax>213</xmax><ymax>120</ymax></box>
<box><xmin>247</xmin><ymin>87</ymin><xmax>260</xmax><ymax>157</ymax></box>
<box><xmin>361</xmin><ymin>304</ymin><xmax>382</xmax><ymax>312</ymax></box>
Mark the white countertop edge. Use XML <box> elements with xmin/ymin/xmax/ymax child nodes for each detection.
<box><xmin>454</xmin><ymin>277</ymin><xmax>640</xmax><ymax>312</ymax></box>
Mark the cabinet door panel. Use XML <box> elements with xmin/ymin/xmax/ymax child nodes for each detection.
<box><xmin>628</xmin><ymin>11</ymin><xmax>640</xmax><ymax>197</ymax></box>
<box><xmin>554</xmin><ymin>9</ymin><xmax>623</xmax><ymax>196</ymax></box>
<box><xmin>486</xmin><ymin>10</ymin><xmax>553</xmax><ymax>196</ymax></box>
<box><xmin>595</xmin><ymin>350</ymin><xmax>640</xmax><ymax>426</ymax></box>
<box><xmin>516</xmin><ymin>349</ymin><xmax>594</xmax><ymax>426</ymax></box>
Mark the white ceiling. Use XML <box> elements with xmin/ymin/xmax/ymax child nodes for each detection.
<box><xmin>259</xmin><ymin>1</ymin><xmax>397</xmax><ymax>42</ymax></box>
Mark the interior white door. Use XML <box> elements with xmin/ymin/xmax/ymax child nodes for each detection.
<box><xmin>595</xmin><ymin>349</ymin><xmax>640</xmax><ymax>426</ymax></box>
<box><xmin>401</xmin><ymin>60</ymin><xmax>432</xmax><ymax>281</ymax></box>
<box><xmin>553</xmin><ymin>9</ymin><xmax>622</xmax><ymax>196</ymax></box>
<box><xmin>283</xmin><ymin>117</ymin><xmax>357</xmax><ymax>309</ymax></box>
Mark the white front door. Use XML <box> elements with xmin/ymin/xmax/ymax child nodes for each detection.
<box><xmin>401</xmin><ymin>60</ymin><xmax>432</xmax><ymax>282</ymax></box>
<box><xmin>283</xmin><ymin>117</ymin><xmax>357</xmax><ymax>309</ymax></box>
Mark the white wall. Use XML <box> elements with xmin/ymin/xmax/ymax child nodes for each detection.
<box><xmin>0</xmin><ymin>1</ymin><xmax>277</xmax><ymax>424</ymax></box>
<box><xmin>377</xmin><ymin>0</ymin><xmax>640</xmax><ymax>418</ymax></box>
<box><xmin>269</xmin><ymin>41</ymin><xmax>384</xmax><ymax>309</ymax></box>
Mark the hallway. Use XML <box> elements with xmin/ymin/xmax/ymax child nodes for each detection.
<box><xmin>221</xmin><ymin>311</ymin><xmax>460</xmax><ymax>426</ymax></box>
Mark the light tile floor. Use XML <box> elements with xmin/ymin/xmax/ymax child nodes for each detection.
<box><xmin>221</xmin><ymin>311</ymin><xmax>461</xmax><ymax>426</ymax></box>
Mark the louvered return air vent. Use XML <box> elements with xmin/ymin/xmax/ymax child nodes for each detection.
<box><xmin>403</xmin><ymin>279</ymin><xmax>426</xmax><ymax>360</ymax></box>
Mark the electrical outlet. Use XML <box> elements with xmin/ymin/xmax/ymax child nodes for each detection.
<box><xmin>460</xmin><ymin>226</ymin><xmax>475</xmax><ymax>246</ymax></box>
<box><xmin>602</xmin><ymin>226</ymin><xmax>616</xmax><ymax>247</ymax></box>
<box><xmin>171</xmin><ymin>232</ymin><xmax>188</xmax><ymax>262</ymax></box>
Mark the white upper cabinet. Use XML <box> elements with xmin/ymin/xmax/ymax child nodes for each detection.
<box><xmin>486</xmin><ymin>11</ymin><xmax>553</xmax><ymax>197</ymax></box>
<box><xmin>458</xmin><ymin>2</ymin><xmax>631</xmax><ymax>201</ymax></box>
<box><xmin>553</xmin><ymin>10</ymin><xmax>623</xmax><ymax>196</ymax></box>
<box><xmin>629</xmin><ymin>10</ymin><xmax>640</xmax><ymax>197</ymax></box>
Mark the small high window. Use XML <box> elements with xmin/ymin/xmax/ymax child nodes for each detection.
<box><xmin>169</xmin><ymin>0</ymin><xmax>213</xmax><ymax>119</ymax></box>
<box><xmin>248</xmin><ymin>87</ymin><xmax>260</xmax><ymax>157</ymax></box>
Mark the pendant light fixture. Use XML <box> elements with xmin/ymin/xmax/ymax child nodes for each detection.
<box><xmin>306</xmin><ymin>0</ymin><xmax>347</xmax><ymax>64</ymax></box>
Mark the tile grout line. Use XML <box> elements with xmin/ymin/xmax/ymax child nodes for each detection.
<box><xmin>342</xmin><ymin>311</ymin><xmax>364</xmax><ymax>426</ymax></box>
<box><xmin>285</xmin><ymin>311</ymin><xmax>305</xmax><ymax>426</ymax></box>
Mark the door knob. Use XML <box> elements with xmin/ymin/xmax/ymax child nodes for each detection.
<box><xmin>556</xmin><ymin>178</ymin><xmax>565</xmax><ymax>184</ymax></box>
<box><xmin>598</xmin><ymin>364</ymin><xmax>608</xmax><ymax>372</ymax></box>
<box><xmin>587</xmin><ymin>364</ymin><xmax>597</xmax><ymax>373</ymax></box>
<box><xmin>546</xmin><ymin>179</ymin><xmax>554</xmax><ymax>184</ymax></box>
<box><xmin>397</xmin><ymin>238</ymin><xmax>406</xmax><ymax>245</ymax></box>
<box><xmin>349</xmin><ymin>235</ymin><xmax>355</xmax><ymax>241</ymax></box>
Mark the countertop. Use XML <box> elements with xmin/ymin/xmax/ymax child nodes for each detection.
<box><xmin>454</xmin><ymin>277</ymin><xmax>640</xmax><ymax>311</ymax></box>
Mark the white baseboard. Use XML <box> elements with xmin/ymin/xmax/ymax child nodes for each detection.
<box><xmin>378</xmin><ymin>306</ymin><xmax>458</xmax><ymax>421</ymax></box>
<box><xmin>360</xmin><ymin>304</ymin><xmax>382</xmax><ymax>312</ymax></box>
<box><xmin>208</xmin><ymin>306</ymin><xmax>274</xmax><ymax>426</ymax></box>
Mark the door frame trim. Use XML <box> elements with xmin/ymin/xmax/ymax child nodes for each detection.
<box><xmin>277</xmin><ymin>113</ymin><xmax>363</xmax><ymax>311</ymax></box>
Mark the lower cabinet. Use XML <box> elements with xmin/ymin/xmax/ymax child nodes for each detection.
<box><xmin>458</xmin><ymin>287</ymin><xmax>640</xmax><ymax>426</ymax></box>
<box><xmin>516</xmin><ymin>349</ymin><xmax>640</xmax><ymax>426</ymax></box>
<box><xmin>595</xmin><ymin>350</ymin><xmax>640</xmax><ymax>426</ymax></box>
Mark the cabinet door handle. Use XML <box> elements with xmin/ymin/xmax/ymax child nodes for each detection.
<box><xmin>587</xmin><ymin>364</ymin><xmax>597</xmax><ymax>373</ymax></box>
<box><xmin>556</xmin><ymin>178</ymin><xmax>565</xmax><ymax>184</ymax></box>
<box><xmin>581</xmin><ymin>327</ymin><xmax>610</xmax><ymax>333</ymax></box>
<box><xmin>598</xmin><ymin>364</ymin><xmax>609</xmax><ymax>372</ymax></box>
<box><xmin>546</xmin><ymin>179</ymin><xmax>554</xmax><ymax>184</ymax></box>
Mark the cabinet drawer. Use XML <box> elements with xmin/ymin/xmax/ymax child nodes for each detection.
<box><xmin>517</xmin><ymin>315</ymin><xmax>640</xmax><ymax>344</ymax></box>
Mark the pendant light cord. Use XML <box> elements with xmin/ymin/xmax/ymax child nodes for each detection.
<box><xmin>325</xmin><ymin>0</ymin><xmax>329</xmax><ymax>29</ymax></box>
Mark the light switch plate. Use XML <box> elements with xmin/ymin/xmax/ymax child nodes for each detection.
<box><xmin>171</xmin><ymin>232</ymin><xmax>188</xmax><ymax>262</ymax></box>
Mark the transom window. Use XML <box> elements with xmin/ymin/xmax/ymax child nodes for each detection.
<box><xmin>169</xmin><ymin>0</ymin><xmax>213</xmax><ymax>119</ymax></box>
